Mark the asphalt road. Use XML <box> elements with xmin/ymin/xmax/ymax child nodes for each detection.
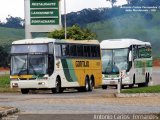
<box><xmin>0</xmin><ymin>67</ymin><xmax>160</xmax><ymax>119</ymax></box>
<box><xmin>0</xmin><ymin>89</ymin><xmax>160</xmax><ymax>115</ymax></box>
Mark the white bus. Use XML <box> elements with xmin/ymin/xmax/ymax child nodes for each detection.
<box><xmin>10</xmin><ymin>38</ymin><xmax>102</xmax><ymax>94</ymax></box>
<box><xmin>100</xmin><ymin>39</ymin><xmax>152</xmax><ymax>89</ymax></box>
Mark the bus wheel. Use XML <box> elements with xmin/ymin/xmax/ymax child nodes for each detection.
<box><xmin>83</xmin><ymin>77</ymin><xmax>89</xmax><ymax>92</ymax></box>
<box><xmin>78</xmin><ymin>77</ymin><xmax>89</xmax><ymax>92</ymax></box>
<box><xmin>145</xmin><ymin>74</ymin><xmax>149</xmax><ymax>87</ymax></box>
<box><xmin>89</xmin><ymin>79</ymin><xmax>94</xmax><ymax>91</ymax></box>
<box><xmin>21</xmin><ymin>89</ymin><xmax>29</xmax><ymax>94</ymax></box>
<box><xmin>129</xmin><ymin>84</ymin><xmax>133</xmax><ymax>88</ymax></box>
<box><xmin>89</xmin><ymin>76</ymin><xmax>94</xmax><ymax>91</ymax></box>
<box><xmin>52</xmin><ymin>77</ymin><xmax>63</xmax><ymax>93</ymax></box>
<box><xmin>102</xmin><ymin>85</ymin><xmax>107</xmax><ymax>89</ymax></box>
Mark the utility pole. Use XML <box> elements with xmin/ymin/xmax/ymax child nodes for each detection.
<box><xmin>64</xmin><ymin>0</ymin><xmax>67</xmax><ymax>39</ymax></box>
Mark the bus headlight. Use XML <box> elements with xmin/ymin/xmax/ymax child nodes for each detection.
<box><xmin>12</xmin><ymin>83</ymin><xmax>18</xmax><ymax>87</ymax></box>
<box><xmin>102</xmin><ymin>74</ymin><xmax>105</xmax><ymax>78</ymax></box>
<box><xmin>119</xmin><ymin>70</ymin><xmax>126</xmax><ymax>78</ymax></box>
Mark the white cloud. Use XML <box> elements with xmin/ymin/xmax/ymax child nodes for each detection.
<box><xmin>61</xmin><ymin>0</ymin><xmax>112</xmax><ymax>14</ymax></box>
<box><xmin>0</xmin><ymin>0</ymin><xmax>24</xmax><ymax>22</ymax></box>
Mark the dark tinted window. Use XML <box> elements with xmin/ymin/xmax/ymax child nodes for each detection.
<box><xmin>60</xmin><ymin>44</ymin><xmax>100</xmax><ymax>59</ymax></box>
<box><xmin>77</xmin><ymin>45</ymin><xmax>83</xmax><ymax>57</ymax></box>
<box><xmin>84</xmin><ymin>46</ymin><xmax>91</xmax><ymax>57</ymax></box>
<box><xmin>70</xmin><ymin>45</ymin><xmax>77</xmax><ymax>57</ymax></box>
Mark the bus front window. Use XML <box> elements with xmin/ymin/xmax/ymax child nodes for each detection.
<box><xmin>28</xmin><ymin>55</ymin><xmax>48</xmax><ymax>75</ymax></box>
<box><xmin>11</xmin><ymin>55</ymin><xmax>27</xmax><ymax>75</ymax></box>
<box><xmin>102</xmin><ymin>48</ymin><xmax>129</xmax><ymax>74</ymax></box>
<box><xmin>113</xmin><ymin>49</ymin><xmax>128</xmax><ymax>72</ymax></box>
<box><xmin>102</xmin><ymin>50</ymin><xmax>113</xmax><ymax>74</ymax></box>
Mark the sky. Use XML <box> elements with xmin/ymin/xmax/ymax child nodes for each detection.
<box><xmin>0</xmin><ymin>0</ymin><xmax>127</xmax><ymax>22</ymax></box>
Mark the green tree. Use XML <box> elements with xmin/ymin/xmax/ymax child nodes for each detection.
<box><xmin>0</xmin><ymin>46</ymin><xmax>9</xmax><ymax>68</ymax></box>
<box><xmin>5</xmin><ymin>15</ymin><xmax>24</xmax><ymax>28</ymax></box>
<box><xmin>48</xmin><ymin>25</ymin><xmax>96</xmax><ymax>40</ymax></box>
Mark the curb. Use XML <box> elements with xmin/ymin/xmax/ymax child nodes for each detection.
<box><xmin>0</xmin><ymin>107</ymin><xmax>19</xmax><ymax>118</ymax></box>
<box><xmin>115</xmin><ymin>93</ymin><xmax>160</xmax><ymax>98</ymax></box>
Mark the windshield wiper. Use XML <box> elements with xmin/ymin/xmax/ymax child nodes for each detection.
<box><xmin>18</xmin><ymin>62</ymin><xmax>27</xmax><ymax>76</ymax></box>
<box><xmin>29</xmin><ymin>61</ymin><xmax>37</xmax><ymax>75</ymax></box>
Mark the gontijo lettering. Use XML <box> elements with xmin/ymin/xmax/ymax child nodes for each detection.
<box><xmin>76</xmin><ymin>61</ymin><xmax>89</xmax><ymax>67</ymax></box>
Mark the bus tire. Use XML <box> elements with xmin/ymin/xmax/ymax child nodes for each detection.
<box><xmin>89</xmin><ymin>76</ymin><xmax>94</xmax><ymax>91</ymax></box>
<box><xmin>85</xmin><ymin>77</ymin><xmax>90</xmax><ymax>92</ymax></box>
<box><xmin>145</xmin><ymin>73</ymin><xmax>149</xmax><ymax>87</ymax></box>
<box><xmin>21</xmin><ymin>89</ymin><xmax>29</xmax><ymax>94</ymax></box>
<box><xmin>102</xmin><ymin>85</ymin><xmax>107</xmax><ymax>89</ymax></box>
<box><xmin>78</xmin><ymin>77</ymin><xmax>89</xmax><ymax>92</ymax></box>
<box><xmin>52</xmin><ymin>77</ymin><xmax>63</xmax><ymax>93</ymax></box>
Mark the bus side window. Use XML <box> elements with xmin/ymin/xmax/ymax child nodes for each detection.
<box><xmin>133</xmin><ymin>45</ymin><xmax>137</xmax><ymax>60</ymax></box>
<box><xmin>55</xmin><ymin>45</ymin><xmax>61</xmax><ymax>57</ymax></box>
<box><xmin>96</xmin><ymin>46</ymin><xmax>100</xmax><ymax>57</ymax></box>
<box><xmin>62</xmin><ymin>44</ymin><xmax>69</xmax><ymax>57</ymax></box>
<box><xmin>84</xmin><ymin>46</ymin><xmax>91</xmax><ymax>57</ymax></box>
<box><xmin>70</xmin><ymin>45</ymin><xmax>77</xmax><ymax>57</ymax></box>
<box><xmin>138</xmin><ymin>46</ymin><xmax>151</xmax><ymax>58</ymax></box>
<box><xmin>48</xmin><ymin>54</ymin><xmax>54</xmax><ymax>76</ymax></box>
<box><xmin>146</xmin><ymin>46</ymin><xmax>152</xmax><ymax>58</ymax></box>
<box><xmin>49</xmin><ymin>43</ymin><xmax>54</xmax><ymax>54</ymax></box>
<box><xmin>91</xmin><ymin>46</ymin><xmax>95</xmax><ymax>57</ymax></box>
<box><xmin>77</xmin><ymin>45</ymin><xmax>83</xmax><ymax>57</ymax></box>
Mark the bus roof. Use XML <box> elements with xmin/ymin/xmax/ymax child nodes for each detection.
<box><xmin>12</xmin><ymin>38</ymin><xmax>99</xmax><ymax>45</ymax></box>
<box><xmin>100</xmin><ymin>39</ymin><xmax>151</xmax><ymax>49</ymax></box>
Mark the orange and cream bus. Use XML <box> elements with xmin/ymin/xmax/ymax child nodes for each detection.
<box><xmin>10</xmin><ymin>38</ymin><xmax>102</xmax><ymax>94</ymax></box>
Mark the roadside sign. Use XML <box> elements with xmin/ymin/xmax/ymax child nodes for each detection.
<box><xmin>24</xmin><ymin>0</ymin><xmax>62</xmax><ymax>38</ymax></box>
<box><xmin>30</xmin><ymin>0</ymin><xmax>58</xmax><ymax>8</ymax></box>
<box><xmin>31</xmin><ymin>18</ymin><xmax>59</xmax><ymax>25</ymax></box>
<box><xmin>30</xmin><ymin>0</ymin><xmax>59</xmax><ymax>25</ymax></box>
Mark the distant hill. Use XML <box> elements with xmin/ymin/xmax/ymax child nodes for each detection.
<box><xmin>0</xmin><ymin>27</ymin><xmax>24</xmax><ymax>45</ymax></box>
<box><xmin>0</xmin><ymin>7</ymin><xmax>160</xmax><ymax>57</ymax></box>
<box><xmin>87</xmin><ymin>12</ymin><xmax>160</xmax><ymax>57</ymax></box>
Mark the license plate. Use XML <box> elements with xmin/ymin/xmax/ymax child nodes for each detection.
<box><xmin>110</xmin><ymin>81</ymin><xmax>116</xmax><ymax>85</ymax></box>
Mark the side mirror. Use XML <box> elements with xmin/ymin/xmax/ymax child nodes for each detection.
<box><xmin>129</xmin><ymin>51</ymin><xmax>132</xmax><ymax>62</ymax></box>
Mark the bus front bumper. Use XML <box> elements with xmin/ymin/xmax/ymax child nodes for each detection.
<box><xmin>102</xmin><ymin>77</ymin><xmax>131</xmax><ymax>85</ymax></box>
<box><xmin>10</xmin><ymin>80</ymin><xmax>54</xmax><ymax>89</ymax></box>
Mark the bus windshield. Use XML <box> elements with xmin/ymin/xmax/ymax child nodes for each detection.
<box><xmin>11</xmin><ymin>55</ymin><xmax>48</xmax><ymax>75</ymax></box>
<box><xmin>102</xmin><ymin>48</ymin><xmax>128</xmax><ymax>74</ymax></box>
<box><xmin>11</xmin><ymin>55</ymin><xmax>28</xmax><ymax>75</ymax></box>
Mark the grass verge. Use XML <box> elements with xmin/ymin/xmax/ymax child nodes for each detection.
<box><xmin>0</xmin><ymin>74</ymin><xmax>19</xmax><ymax>93</ymax></box>
<box><xmin>122</xmin><ymin>85</ymin><xmax>160</xmax><ymax>94</ymax></box>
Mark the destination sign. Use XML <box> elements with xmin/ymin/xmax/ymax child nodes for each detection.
<box><xmin>30</xmin><ymin>0</ymin><xmax>59</xmax><ymax>25</ymax></box>
<box><xmin>30</xmin><ymin>0</ymin><xmax>58</xmax><ymax>8</ymax></box>
<box><xmin>31</xmin><ymin>18</ymin><xmax>59</xmax><ymax>25</ymax></box>
<box><xmin>30</xmin><ymin>9</ymin><xmax>59</xmax><ymax>17</ymax></box>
